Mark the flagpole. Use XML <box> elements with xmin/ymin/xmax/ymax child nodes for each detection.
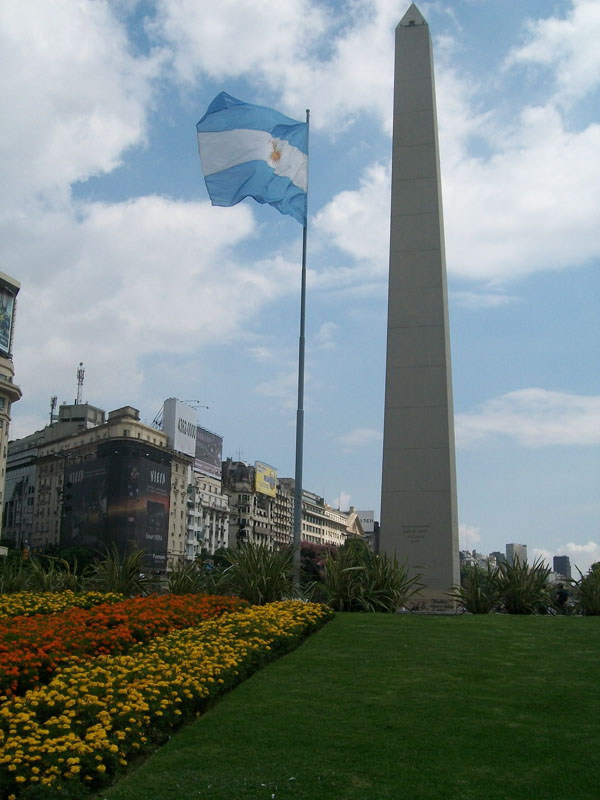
<box><xmin>293</xmin><ymin>109</ymin><xmax>309</xmax><ymax>590</ymax></box>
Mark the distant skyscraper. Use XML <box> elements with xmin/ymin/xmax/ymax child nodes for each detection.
<box><xmin>506</xmin><ymin>543</ymin><xmax>527</xmax><ymax>566</ymax></box>
<box><xmin>379</xmin><ymin>3</ymin><xmax>459</xmax><ymax>611</ymax></box>
<box><xmin>553</xmin><ymin>555</ymin><xmax>571</xmax><ymax>580</ymax></box>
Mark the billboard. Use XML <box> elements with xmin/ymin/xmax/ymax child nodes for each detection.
<box><xmin>162</xmin><ymin>398</ymin><xmax>197</xmax><ymax>456</ymax></box>
<box><xmin>255</xmin><ymin>461</ymin><xmax>277</xmax><ymax>497</ymax></box>
<box><xmin>61</xmin><ymin>443</ymin><xmax>171</xmax><ymax>570</ymax></box>
<box><xmin>61</xmin><ymin>458</ymin><xmax>109</xmax><ymax>551</ymax></box>
<box><xmin>0</xmin><ymin>282</ymin><xmax>18</xmax><ymax>358</ymax></box>
<box><xmin>194</xmin><ymin>426</ymin><xmax>223</xmax><ymax>477</ymax></box>
<box><xmin>105</xmin><ymin>444</ymin><xmax>171</xmax><ymax>570</ymax></box>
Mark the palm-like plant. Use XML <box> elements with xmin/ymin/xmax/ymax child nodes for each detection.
<box><xmin>223</xmin><ymin>542</ymin><xmax>295</xmax><ymax>605</ymax></box>
<box><xmin>86</xmin><ymin>544</ymin><xmax>150</xmax><ymax>596</ymax></box>
<box><xmin>320</xmin><ymin>541</ymin><xmax>423</xmax><ymax>612</ymax></box>
<box><xmin>27</xmin><ymin>555</ymin><xmax>85</xmax><ymax>592</ymax></box>
<box><xmin>449</xmin><ymin>563</ymin><xmax>500</xmax><ymax>614</ymax></box>
<box><xmin>496</xmin><ymin>556</ymin><xmax>551</xmax><ymax>614</ymax></box>
<box><xmin>573</xmin><ymin>565</ymin><xmax>600</xmax><ymax>615</ymax></box>
<box><xmin>0</xmin><ymin>555</ymin><xmax>29</xmax><ymax>594</ymax></box>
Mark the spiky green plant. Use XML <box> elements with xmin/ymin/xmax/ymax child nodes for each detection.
<box><xmin>86</xmin><ymin>544</ymin><xmax>151</xmax><ymax>596</ymax></box>
<box><xmin>167</xmin><ymin>560</ymin><xmax>220</xmax><ymax>594</ymax></box>
<box><xmin>223</xmin><ymin>542</ymin><xmax>295</xmax><ymax>605</ymax></box>
<box><xmin>573</xmin><ymin>565</ymin><xmax>600</xmax><ymax>615</ymax></box>
<box><xmin>449</xmin><ymin>563</ymin><xmax>500</xmax><ymax>613</ymax></box>
<box><xmin>496</xmin><ymin>556</ymin><xmax>551</xmax><ymax>614</ymax></box>
<box><xmin>0</xmin><ymin>555</ymin><xmax>29</xmax><ymax>594</ymax></box>
<box><xmin>26</xmin><ymin>554</ymin><xmax>85</xmax><ymax>592</ymax></box>
<box><xmin>320</xmin><ymin>542</ymin><xmax>422</xmax><ymax>612</ymax></box>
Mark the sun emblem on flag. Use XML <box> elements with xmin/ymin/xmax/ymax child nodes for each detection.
<box><xmin>269</xmin><ymin>139</ymin><xmax>282</xmax><ymax>164</ymax></box>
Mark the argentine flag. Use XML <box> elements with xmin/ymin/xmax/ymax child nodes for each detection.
<box><xmin>197</xmin><ymin>92</ymin><xmax>308</xmax><ymax>226</ymax></box>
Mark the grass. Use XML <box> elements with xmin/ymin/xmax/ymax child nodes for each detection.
<box><xmin>97</xmin><ymin>613</ymin><xmax>600</xmax><ymax>800</ymax></box>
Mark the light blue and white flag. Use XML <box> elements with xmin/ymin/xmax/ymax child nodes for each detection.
<box><xmin>196</xmin><ymin>92</ymin><xmax>308</xmax><ymax>225</ymax></box>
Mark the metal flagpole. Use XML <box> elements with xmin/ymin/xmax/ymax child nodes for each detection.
<box><xmin>293</xmin><ymin>109</ymin><xmax>310</xmax><ymax>590</ymax></box>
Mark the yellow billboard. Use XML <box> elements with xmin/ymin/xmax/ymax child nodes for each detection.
<box><xmin>255</xmin><ymin>461</ymin><xmax>277</xmax><ymax>497</ymax></box>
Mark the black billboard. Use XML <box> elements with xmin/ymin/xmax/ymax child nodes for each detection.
<box><xmin>194</xmin><ymin>426</ymin><xmax>223</xmax><ymax>477</ymax></box>
<box><xmin>61</xmin><ymin>442</ymin><xmax>171</xmax><ymax>569</ymax></box>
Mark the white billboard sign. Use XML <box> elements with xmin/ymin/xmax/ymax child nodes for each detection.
<box><xmin>162</xmin><ymin>398</ymin><xmax>197</xmax><ymax>456</ymax></box>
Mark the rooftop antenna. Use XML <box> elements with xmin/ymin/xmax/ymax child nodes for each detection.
<box><xmin>75</xmin><ymin>362</ymin><xmax>85</xmax><ymax>405</ymax></box>
<box><xmin>182</xmin><ymin>401</ymin><xmax>209</xmax><ymax>411</ymax></box>
<box><xmin>49</xmin><ymin>395</ymin><xmax>57</xmax><ymax>425</ymax></box>
<box><xmin>151</xmin><ymin>405</ymin><xmax>163</xmax><ymax>430</ymax></box>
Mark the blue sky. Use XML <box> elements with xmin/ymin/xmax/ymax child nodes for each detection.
<box><xmin>1</xmin><ymin>0</ymin><xmax>599</xmax><ymax>572</ymax></box>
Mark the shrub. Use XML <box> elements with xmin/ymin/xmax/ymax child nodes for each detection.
<box><xmin>167</xmin><ymin>561</ymin><xmax>208</xmax><ymax>594</ymax></box>
<box><xmin>573</xmin><ymin>565</ymin><xmax>600</xmax><ymax>615</ymax></box>
<box><xmin>0</xmin><ymin>556</ymin><xmax>29</xmax><ymax>594</ymax></box>
<box><xmin>26</xmin><ymin>554</ymin><xmax>85</xmax><ymax>593</ymax></box>
<box><xmin>449</xmin><ymin>563</ymin><xmax>500</xmax><ymax>613</ymax></box>
<box><xmin>223</xmin><ymin>542</ymin><xmax>295</xmax><ymax>605</ymax></box>
<box><xmin>319</xmin><ymin>540</ymin><xmax>423</xmax><ymax>612</ymax></box>
<box><xmin>496</xmin><ymin>557</ymin><xmax>551</xmax><ymax>614</ymax></box>
<box><xmin>86</xmin><ymin>544</ymin><xmax>151</xmax><ymax>596</ymax></box>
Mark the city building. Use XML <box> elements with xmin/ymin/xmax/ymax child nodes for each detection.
<box><xmin>186</xmin><ymin>470</ymin><xmax>229</xmax><ymax>558</ymax></box>
<box><xmin>222</xmin><ymin>458</ymin><xmax>292</xmax><ymax>549</ymax></box>
<box><xmin>2</xmin><ymin>402</ymin><xmax>193</xmax><ymax>571</ymax></box>
<box><xmin>506</xmin><ymin>543</ymin><xmax>528</xmax><ymax>566</ymax></box>
<box><xmin>279</xmin><ymin>479</ymin><xmax>364</xmax><ymax>548</ymax></box>
<box><xmin>553</xmin><ymin>555</ymin><xmax>572</xmax><ymax>581</ymax></box>
<box><xmin>221</xmin><ymin>462</ymin><xmax>364</xmax><ymax>551</ymax></box>
<box><xmin>357</xmin><ymin>510</ymin><xmax>378</xmax><ymax>551</ymax></box>
<box><xmin>0</xmin><ymin>272</ymin><xmax>22</xmax><ymax>540</ymax></box>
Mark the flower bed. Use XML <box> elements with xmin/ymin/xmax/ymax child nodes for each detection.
<box><xmin>0</xmin><ymin>601</ymin><xmax>332</xmax><ymax>799</ymax></box>
<box><xmin>0</xmin><ymin>591</ymin><xmax>124</xmax><ymax>620</ymax></box>
<box><xmin>0</xmin><ymin>594</ymin><xmax>247</xmax><ymax>696</ymax></box>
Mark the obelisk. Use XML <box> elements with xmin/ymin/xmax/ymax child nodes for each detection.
<box><xmin>379</xmin><ymin>3</ymin><xmax>459</xmax><ymax>610</ymax></box>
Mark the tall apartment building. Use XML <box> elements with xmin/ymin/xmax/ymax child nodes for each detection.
<box><xmin>2</xmin><ymin>403</ymin><xmax>192</xmax><ymax>571</ymax></box>
<box><xmin>0</xmin><ymin>272</ymin><xmax>22</xmax><ymax>539</ymax></box>
<box><xmin>506</xmin><ymin>543</ymin><xmax>528</xmax><ymax>566</ymax></box>
<box><xmin>553</xmin><ymin>555</ymin><xmax>571</xmax><ymax>581</ymax></box>
<box><xmin>221</xmin><ymin>461</ymin><xmax>364</xmax><ymax>551</ymax></box>
<box><xmin>222</xmin><ymin>458</ymin><xmax>292</xmax><ymax>550</ymax></box>
<box><xmin>186</xmin><ymin>470</ymin><xmax>229</xmax><ymax>557</ymax></box>
<box><xmin>278</xmin><ymin>478</ymin><xmax>364</xmax><ymax>548</ymax></box>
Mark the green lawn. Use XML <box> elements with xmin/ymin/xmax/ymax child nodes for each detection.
<box><xmin>98</xmin><ymin>613</ymin><xmax>600</xmax><ymax>800</ymax></box>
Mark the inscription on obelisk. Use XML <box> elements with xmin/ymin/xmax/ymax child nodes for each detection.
<box><xmin>379</xmin><ymin>3</ymin><xmax>459</xmax><ymax>610</ymax></box>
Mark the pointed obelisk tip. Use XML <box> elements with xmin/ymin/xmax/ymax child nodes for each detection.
<box><xmin>399</xmin><ymin>3</ymin><xmax>427</xmax><ymax>27</ymax></box>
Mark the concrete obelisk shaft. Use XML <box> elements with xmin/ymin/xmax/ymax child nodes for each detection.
<box><xmin>379</xmin><ymin>4</ymin><xmax>459</xmax><ymax>610</ymax></box>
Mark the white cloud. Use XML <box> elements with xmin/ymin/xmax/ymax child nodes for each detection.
<box><xmin>313</xmin><ymin>163</ymin><xmax>390</xmax><ymax>271</ymax></box>
<box><xmin>0</xmin><ymin>0</ymin><xmax>162</xmax><ymax>209</ymax></box>
<box><xmin>505</xmin><ymin>0</ymin><xmax>600</xmax><ymax>104</ymax></box>
<box><xmin>10</xmin><ymin>195</ymin><xmax>307</xmax><ymax>413</ymax></box>
<box><xmin>456</xmin><ymin>389</ymin><xmax>600</xmax><ymax>448</ymax></box>
<box><xmin>337</xmin><ymin>428</ymin><xmax>383</xmax><ymax>450</ymax></box>
<box><xmin>562</xmin><ymin>540</ymin><xmax>600</xmax><ymax>575</ymax></box>
<box><xmin>459</xmin><ymin>523</ymin><xmax>482</xmax><ymax>550</ymax></box>
<box><xmin>443</xmin><ymin>105</ymin><xmax>600</xmax><ymax>281</ymax></box>
<box><xmin>314</xmin><ymin>322</ymin><xmax>338</xmax><ymax>350</ymax></box>
<box><xmin>532</xmin><ymin>540</ymin><xmax>600</xmax><ymax>576</ymax></box>
<box><xmin>254</xmin><ymin>369</ymin><xmax>298</xmax><ymax>411</ymax></box>
<box><xmin>331</xmin><ymin>490</ymin><xmax>352</xmax><ymax>512</ymax></box>
<box><xmin>450</xmin><ymin>290</ymin><xmax>520</xmax><ymax>309</ymax></box>
<box><xmin>247</xmin><ymin>346</ymin><xmax>275</xmax><ymax>363</ymax></box>
<box><xmin>152</xmin><ymin>0</ymin><xmax>398</xmax><ymax>131</ymax></box>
